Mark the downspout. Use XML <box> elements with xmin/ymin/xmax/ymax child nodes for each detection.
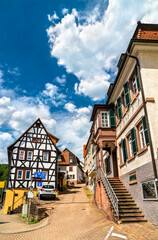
<box><xmin>126</xmin><ymin>52</ymin><xmax>158</xmax><ymax>180</ymax></box>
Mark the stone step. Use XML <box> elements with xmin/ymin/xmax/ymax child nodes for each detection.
<box><xmin>117</xmin><ymin>196</ymin><xmax>132</xmax><ymax>199</ymax></box>
<box><xmin>119</xmin><ymin>199</ymin><xmax>135</xmax><ymax>202</ymax></box>
<box><xmin>115</xmin><ymin>192</ymin><xmax>131</xmax><ymax>196</ymax></box>
<box><xmin>119</xmin><ymin>217</ymin><xmax>147</xmax><ymax>223</ymax></box>
<box><xmin>118</xmin><ymin>205</ymin><xmax>139</xmax><ymax>209</ymax></box>
<box><xmin>119</xmin><ymin>209</ymin><xmax>142</xmax><ymax>213</ymax></box>
<box><xmin>118</xmin><ymin>213</ymin><xmax>144</xmax><ymax>218</ymax></box>
<box><xmin>119</xmin><ymin>202</ymin><xmax>137</xmax><ymax>206</ymax></box>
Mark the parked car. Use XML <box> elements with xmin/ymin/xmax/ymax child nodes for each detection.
<box><xmin>38</xmin><ymin>184</ymin><xmax>56</xmax><ymax>200</ymax></box>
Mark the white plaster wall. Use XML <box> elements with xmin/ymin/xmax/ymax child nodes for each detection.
<box><xmin>138</xmin><ymin>51</ymin><xmax>158</xmax><ymax>159</ymax></box>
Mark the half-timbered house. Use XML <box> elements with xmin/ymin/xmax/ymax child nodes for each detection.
<box><xmin>7</xmin><ymin>118</ymin><xmax>60</xmax><ymax>190</ymax></box>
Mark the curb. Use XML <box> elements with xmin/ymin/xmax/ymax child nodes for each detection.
<box><xmin>0</xmin><ymin>216</ymin><xmax>50</xmax><ymax>235</ymax></box>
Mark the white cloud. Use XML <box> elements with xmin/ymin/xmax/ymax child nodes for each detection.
<box><xmin>47</xmin><ymin>0</ymin><xmax>158</xmax><ymax>100</ymax></box>
<box><xmin>42</xmin><ymin>83</ymin><xmax>66</xmax><ymax>106</ymax></box>
<box><xmin>0</xmin><ymin>132</ymin><xmax>14</xmax><ymax>164</ymax></box>
<box><xmin>55</xmin><ymin>105</ymin><xmax>92</xmax><ymax>160</ymax></box>
<box><xmin>64</xmin><ymin>102</ymin><xmax>76</xmax><ymax>112</ymax></box>
<box><xmin>8</xmin><ymin>67</ymin><xmax>20</xmax><ymax>76</ymax></box>
<box><xmin>55</xmin><ymin>74</ymin><xmax>66</xmax><ymax>86</ymax></box>
<box><xmin>48</xmin><ymin>13</ymin><xmax>59</xmax><ymax>23</ymax></box>
<box><xmin>62</xmin><ymin>8</ymin><xmax>69</xmax><ymax>15</ymax></box>
<box><xmin>0</xmin><ymin>70</ymin><xmax>4</xmax><ymax>84</ymax></box>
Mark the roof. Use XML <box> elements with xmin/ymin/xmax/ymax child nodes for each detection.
<box><xmin>107</xmin><ymin>22</ymin><xmax>158</xmax><ymax>103</ymax></box>
<box><xmin>8</xmin><ymin>118</ymin><xmax>61</xmax><ymax>154</ymax></box>
<box><xmin>48</xmin><ymin>132</ymin><xmax>59</xmax><ymax>143</ymax></box>
<box><xmin>132</xmin><ymin>22</ymin><xmax>158</xmax><ymax>40</ymax></box>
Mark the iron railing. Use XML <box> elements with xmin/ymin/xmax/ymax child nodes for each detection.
<box><xmin>100</xmin><ymin>168</ymin><xmax>119</xmax><ymax>219</ymax></box>
<box><xmin>97</xmin><ymin>166</ymin><xmax>101</xmax><ymax>179</ymax></box>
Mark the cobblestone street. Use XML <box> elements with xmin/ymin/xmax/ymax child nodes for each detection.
<box><xmin>0</xmin><ymin>185</ymin><xmax>158</xmax><ymax>240</ymax></box>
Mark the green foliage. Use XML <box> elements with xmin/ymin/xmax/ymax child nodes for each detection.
<box><xmin>83</xmin><ymin>186</ymin><xmax>93</xmax><ymax>200</ymax></box>
<box><xmin>0</xmin><ymin>164</ymin><xmax>8</xmax><ymax>185</ymax></box>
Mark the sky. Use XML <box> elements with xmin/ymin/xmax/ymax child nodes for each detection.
<box><xmin>0</xmin><ymin>0</ymin><xmax>158</xmax><ymax>164</ymax></box>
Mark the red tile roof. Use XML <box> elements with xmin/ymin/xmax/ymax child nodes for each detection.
<box><xmin>137</xmin><ymin>30</ymin><xmax>158</xmax><ymax>40</ymax></box>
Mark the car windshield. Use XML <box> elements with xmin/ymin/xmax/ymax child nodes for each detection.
<box><xmin>42</xmin><ymin>185</ymin><xmax>54</xmax><ymax>189</ymax></box>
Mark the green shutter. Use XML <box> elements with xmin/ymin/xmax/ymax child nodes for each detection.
<box><xmin>123</xmin><ymin>81</ymin><xmax>131</xmax><ymax>107</ymax></box>
<box><xmin>121</xmin><ymin>138</ymin><xmax>128</xmax><ymax>162</ymax></box>
<box><xmin>108</xmin><ymin>107</ymin><xmax>116</xmax><ymax>127</ymax></box>
<box><xmin>142</xmin><ymin>116</ymin><xmax>149</xmax><ymax>145</ymax></box>
<box><xmin>135</xmin><ymin>65</ymin><xmax>140</xmax><ymax>91</ymax></box>
<box><xmin>130</xmin><ymin>127</ymin><xmax>138</xmax><ymax>155</ymax></box>
<box><xmin>105</xmin><ymin>158</ymin><xmax>108</xmax><ymax>174</ymax></box>
<box><xmin>117</xmin><ymin>97</ymin><xmax>122</xmax><ymax>119</ymax></box>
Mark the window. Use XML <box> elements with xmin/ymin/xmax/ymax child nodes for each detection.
<box><xmin>27</xmin><ymin>151</ymin><xmax>33</xmax><ymax>160</ymax></box>
<box><xmin>130</xmin><ymin>127</ymin><xmax>138</xmax><ymax>155</ymax></box>
<box><xmin>123</xmin><ymin>81</ymin><xmax>131</xmax><ymax>107</ymax></box>
<box><xmin>121</xmin><ymin>138</ymin><xmax>128</xmax><ymax>162</ymax></box>
<box><xmin>139</xmin><ymin>124</ymin><xmax>146</xmax><ymax>149</ymax></box>
<box><xmin>32</xmin><ymin>138</ymin><xmax>41</xmax><ymax>143</ymax></box>
<box><xmin>117</xmin><ymin>96</ymin><xmax>122</xmax><ymax>119</ymax></box>
<box><xmin>69</xmin><ymin>175</ymin><xmax>73</xmax><ymax>179</ymax></box>
<box><xmin>58</xmin><ymin>157</ymin><xmax>62</xmax><ymax>162</ymax></box>
<box><xmin>134</xmin><ymin>65</ymin><xmax>140</xmax><ymax>91</ymax></box>
<box><xmin>101</xmin><ymin>111</ymin><xmax>109</xmax><ymax>127</ymax></box>
<box><xmin>17</xmin><ymin>170</ymin><xmax>23</xmax><ymax>180</ymax></box>
<box><xmin>19</xmin><ymin>150</ymin><xmax>25</xmax><ymax>160</ymax></box>
<box><xmin>129</xmin><ymin>172</ymin><xmax>137</xmax><ymax>185</ymax></box>
<box><xmin>108</xmin><ymin>107</ymin><xmax>116</xmax><ymax>127</ymax></box>
<box><xmin>132</xmin><ymin>77</ymin><xmax>138</xmax><ymax>95</ymax></box>
<box><xmin>69</xmin><ymin>166</ymin><xmax>73</xmax><ymax>171</ymax></box>
<box><xmin>128</xmin><ymin>135</ymin><xmax>133</xmax><ymax>157</ymax></box>
<box><xmin>43</xmin><ymin>152</ymin><xmax>49</xmax><ymax>161</ymax></box>
<box><xmin>69</xmin><ymin>158</ymin><xmax>73</xmax><ymax>163</ymax></box>
<box><xmin>25</xmin><ymin>170</ymin><xmax>31</xmax><ymax>180</ymax></box>
<box><xmin>105</xmin><ymin>157</ymin><xmax>110</xmax><ymax>174</ymax></box>
<box><xmin>142</xmin><ymin>180</ymin><xmax>158</xmax><ymax>200</ymax></box>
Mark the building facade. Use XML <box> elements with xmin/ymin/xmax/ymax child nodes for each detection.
<box><xmin>84</xmin><ymin>22</ymin><xmax>158</xmax><ymax>225</ymax></box>
<box><xmin>58</xmin><ymin>148</ymin><xmax>84</xmax><ymax>187</ymax></box>
<box><xmin>7</xmin><ymin>118</ymin><xmax>60</xmax><ymax>189</ymax></box>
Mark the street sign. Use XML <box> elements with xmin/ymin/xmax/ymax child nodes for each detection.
<box><xmin>37</xmin><ymin>182</ymin><xmax>42</xmax><ymax>187</ymax></box>
<box><xmin>28</xmin><ymin>191</ymin><xmax>34</xmax><ymax>199</ymax></box>
<box><xmin>0</xmin><ymin>181</ymin><xmax>5</xmax><ymax>188</ymax></box>
<box><xmin>34</xmin><ymin>172</ymin><xmax>46</xmax><ymax>179</ymax></box>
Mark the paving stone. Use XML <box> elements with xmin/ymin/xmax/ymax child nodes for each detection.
<box><xmin>0</xmin><ymin>184</ymin><xmax>158</xmax><ymax>240</ymax></box>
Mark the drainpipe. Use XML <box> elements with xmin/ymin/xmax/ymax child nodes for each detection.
<box><xmin>126</xmin><ymin>52</ymin><xmax>158</xmax><ymax>180</ymax></box>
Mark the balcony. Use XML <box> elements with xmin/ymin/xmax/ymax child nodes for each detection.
<box><xmin>94</xmin><ymin>127</ymin><xmax>116</xmax><ymax>144</ymax></box>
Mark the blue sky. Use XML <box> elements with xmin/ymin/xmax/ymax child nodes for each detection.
<box><xmin>0</xmin><ymin>0</ymin><xmax>158</xmax><ymax>163</ymax></box>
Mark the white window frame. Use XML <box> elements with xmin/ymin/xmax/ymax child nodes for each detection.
<box><xmin>27</xmin><ymin>151</ymin><xmax>33</xmax><ymax>160</ymax></box>
<box><xmin>128</xmin><ymin>135</ymin><xmax>133</xmax><ymax>157</ymax></box>
<box><xmin>139</xmin><ymin>124</ymin><xmax>146</xmax><ymax>149</ymax></box>
<box><xmin>100</xmin><ymin>111</ymin><xmax>109</xmax><ymax>128</ymax></box>
<box><xmin>17</xmin><ymin>170</ymin><xmax>23</xmax><ymax>180</ymax></box>
<box><xmin>69</xmin><ymin>158</ymin><xmax>73</xmax><ymax>163</ymax></box>
<box><xmin>43</xmin><ymin>152</ymin><xmax>49</xmax><ymax>161</ymax></box>
<box><xmin>19</xmin><ymin>150</ymin><xmax>25</xmax><ymax>160</ymax></box>
<box><xmin>25</xmin><ymin>170</ymin><xmax>31</xmax><ymax>180</ymax></box>
<box><xmin>132</xmin><ymin>77</ymin><xmax>138</xmax><ymax>95</ymax></box>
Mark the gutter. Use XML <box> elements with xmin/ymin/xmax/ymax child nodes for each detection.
<box><xmin>126</xmin><ymin>52</ymin><xmax>158</xmax><ymax>180</ymax></box>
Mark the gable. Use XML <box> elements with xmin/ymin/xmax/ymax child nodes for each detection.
<box><xmin>8</xmin><ymin>118</ymin><xmax>60</xmax><ymax>154</ymax></box>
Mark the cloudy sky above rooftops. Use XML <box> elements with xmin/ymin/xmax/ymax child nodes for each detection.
<box><xmin>0</xmin><ymin>0</ymin><xmax>158</xmax><ymax>163</ymax></box>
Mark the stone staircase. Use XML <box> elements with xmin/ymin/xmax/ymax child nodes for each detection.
<box><xmin>108</xmin><ymin>177</ymin><xmax>147</xmax><ymax>224</ymax></box>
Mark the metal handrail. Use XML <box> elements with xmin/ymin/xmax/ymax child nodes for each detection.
<box><xmin>11</xmin><ymin>193</ymin><xmax>27</xmax><ymax>211</ymax></box>
<box><xmin>97</xmin><ymin>166</ymin><xmax>101</xmax><ymax>179</ymax></box>
<box><xmin>101</xmin><ymin>169</ymin><xmax>119</xmax><ymax>219</ymax></box>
